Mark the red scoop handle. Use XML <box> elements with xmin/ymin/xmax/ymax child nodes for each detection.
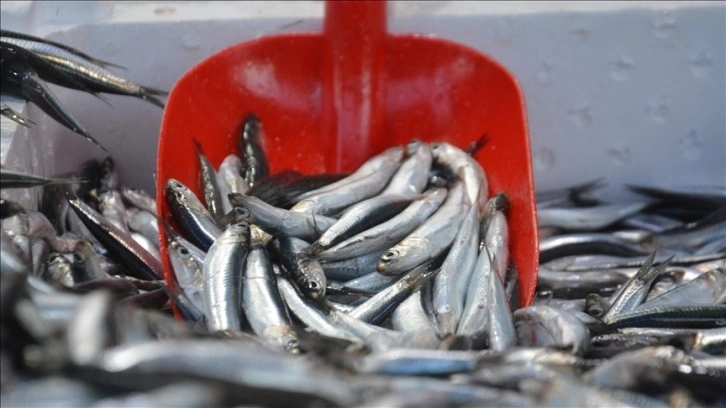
<box><xmin>322</xmin><ymin>1</ymin><xmax>387</xmax><ymax>171</ymax></box>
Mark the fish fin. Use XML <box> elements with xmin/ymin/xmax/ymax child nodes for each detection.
<box><xmin>140</xmin><ymin>93</ymin><xmax>166</xmax><ymax>109</ymax></box>
<box><xmin>465</xmin><ymin>133</ymin><xmax>490</xmax><ymax>156</ymax></box>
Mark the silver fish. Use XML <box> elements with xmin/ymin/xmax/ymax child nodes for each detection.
<box><xmin>377</xmin><ymin>182</ymin><xmax>469</xmax><ymax>276</ymax></box>
<box><xmin>513</xmin><ymin>305</ymin><xmax>590</xmax><ymax>355</ymax></box>
<box><xmin>202</xmin><ymin>222</ymin><xmax>250</xmax><ymax>332</ymax></box>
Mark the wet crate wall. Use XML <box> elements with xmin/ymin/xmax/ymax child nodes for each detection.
<box><xmin>1</xmin><ymin>1</ymin><xmax>724</xmax><ymax>209</ymax></box>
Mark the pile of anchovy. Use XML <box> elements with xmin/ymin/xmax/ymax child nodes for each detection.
<box><xmin>1</xmin><ymin>108</ymin><xmax>724</xmax><ymax>406</ymax></box>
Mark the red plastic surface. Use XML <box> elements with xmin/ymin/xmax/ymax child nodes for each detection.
<box><xmin>156</xmin><ymin>1</ymin><xmax>539</xmax><ymax>312</ymax></box>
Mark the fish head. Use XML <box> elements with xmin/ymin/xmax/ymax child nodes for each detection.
<box><xmin>377</xmin><ymin>238</ymin><xmax>430</xmax><ymax>275</ymax></box>
<box><xmin>299</xmin><ymin>259</ymin><xmax>327</xmax><ymax>302</ymax></box>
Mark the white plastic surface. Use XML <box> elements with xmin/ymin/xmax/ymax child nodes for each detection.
<box><xmin>1</xmin><ymin>1</ymin><xmax>724</xmax><ymax>209</ymax></box>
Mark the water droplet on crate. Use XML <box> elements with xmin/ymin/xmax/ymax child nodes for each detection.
<box><xmin>610</xmin><ymin>56</ymin><xmax>635</xmax><ymax>82</ymax></box>
<box><xmin>571</xmin><ymin>28</ymin><xmax>590</xmax><ymax>43</ymax></box>
<box><xmin>181</xmin><ymin>34</ymin><xmax>200</xmax><ymax>51</ymax></box>
<box><xmin>652</xmin><ymin>18</ymin><xmax>676</xmax><ymax>39</ymax></box>
<box><xmin>689</xmin><ymin>51</ymin><xmax>714</xmax><ymax>78</ymax></box>
<box><xmin>679</xmin><ymin>130</ymin><xmax>703</xmax><ymax>160</ymax></box>
<box><xmin>608</xmin><ymin>146</ymin><xmax>631</xmax><ymax>166</ymax></box>
<box><xmin>536</xmin><ymin>62</ymin><xmax>554</xmax><ymax>85</ymax></box>
<box><xmin>645</xmin><ymin>97</ymin><xmax>670</xmax><ymax>124</ymax></box>
<box><xmin>533</xmin><ymin>147</ymin><xmax>556</xmax><ymax>171</ymax></box>
<box><xmin>567</xmin><ymin>105</ymin><xmax>592</xmax><ymax>128</ymax></box>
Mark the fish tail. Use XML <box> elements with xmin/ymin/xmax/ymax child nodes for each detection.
<box><xmin>140</xmin><ymin>93</ymin><xmax>166</xmax><ymax>109</ymax></box>
<box><xmin>465</xmin><ymin>133</ymin><xmax>490</xmax><ymax>156</ymax></box>
<box><xmin>0</xmin><ymin>104</ymin><xmax>36</xmax><ymax>127</ymax></box>
<box><xmin>20</xmin><ymin>69</ymin><xmax>109</xmax><ymax>152</ymax></box>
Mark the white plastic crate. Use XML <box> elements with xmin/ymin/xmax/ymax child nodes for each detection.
<box><xmin>1</xmin><ymin>1</ymin><xmax>724</xmax><ymax>209</ymax></box>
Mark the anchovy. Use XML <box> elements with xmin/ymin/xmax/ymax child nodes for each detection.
<box><xmin>343</xmin><ymin>271</ymin><xmax>398</xmax><ymax>294</ymax></box>
<box><xmin>486</xmin><ymin>249</ymin><xmax>516</xmax><ymax>352</ymax></box>
<box><xmin>1</xmin><ymin>168</ymin><xmax>85</xmax><ymax>189</ymax></box>
<box><xmin>276</xmin><ymin>277</ymin><xmax>360</xmax><ymax>343</ymax></box>
<box><xmin>294</xmin><ymin>145</ymin><xmax>404</xmax><ymax>202</ymax></box>
<box><xmin>457</xmin><ymin>245</ymin><xmax>494</xmax><ymax>341</ymax></box>
<box><xmin>202</xmin><ymin>222</ymin><xmax>249</xmax><ymax>332</ymax></box>
<box><xmin>291</xmin><ymin>147</ymin><xmax>404</xmax><ymax>215</ymax></box>
<box><xmin>390</xmin><ymin>290</ymin><xmax>440</xmax><ymax>349</ymax></box>
<box><xmin>317</xmin><ymin>188</ymin><xmax>447</xmax><ymax>262</ymax></box>
<box><xmin>354</xmin><ymin>349</ymin><xmax>479</xmax><ymax>376</ymax></box>
<box><xmin>433</xmin><ymin>203</ymin><xmax>479</xmax><ymax>336</ymax></box>
<box><xmin>431</xmin><ymin>142</ymin><xmax>488</xmax><ymax>214</ymax></box>
<box><xmin>308</xmin><ymin>194</ymin><xmax>414</xmax><ymax>253</ymax></box>
<box><xmin>319</xmin><ymin>249</ymin><xmax>385</xmax><ymax>281</ymax></box>
<box><xmin>513</xmin><ymin>305</ymin><xmax>591</xmax><ymax>355</ymax></box>
<box><xmin>538</xmin><ymin>202</ymin><xmax>648</xmax><ymax>231</ymax></box>
<box><xmin>276</xmin><ymin>172</ymin><xmax>352</xmax><ymax>209</ymax></box>
<box><xmin>536</xmin><ymin>178</ymin><xmax>606</xmax><ymax>209</ymax></box>
<box><xmin>1</xmin><ymin>37</ymin><xmax>167</xmax><ymax>107</ymax></box>
<box><xmin>638</xmin><ymin>267</ymin><xmax>726</xmax><ymax>309</ymax></box>
<box><xmin>377</xmin><ymin>182</ymin><xmax>469</xmax><ymax>276</ymax></box>
<box><xmin>1</xmin><ymin>29</ymin><xmax>126</xmax><ymax>69</ymax></box>
<box><xmin>602</xmin><ymin>253</ymin><xmax>670</xmax><ymax>321</ymax></box>
<box><xmin>238</xmin><ymin>114</ymin><xmax>269</xmax><ymax>185</ymax></box>
<box><xmin>164</xmin><ymin>178</ymin><xmax>221</xmax><ymax>251</ymax></box>
<box><xmin>349</xmin><ymin>261</ymin><xmax>438</xmax><ymax>324</ymax></box>
<box><xmin>190</xmin><ymin>140</ymin><xmax>224</xmax><ymax>222</ymax></box>
<box><xmin>242</xmin><ymin>243</ymin><xmax>300</xmax><ymax>353</ymax></box>
<box><xmin>64</xmin><ymin>188</ymin><xmax>161</xmax><ymax>280</ymax></box>
<box><xmin>274</xmin><ymin>236</ymin><xmax>327</xmax><ymax>301</ymax></box>
<box><xmin>228</xmin><ymin>193</ymin><xmax>336</xmax><ymax>241</ymax></box>
<box><xmin>539</xmin><ymin>233</ymin><xmax>650</xmax><ymax>264</ymax></box>
<box><xmin>627</xmin><ymin>184</ymin><xmax>726</xmax><ymax>212</ymax></box>
<box><xmin>119</xmin><ymin>187</ymin><xmax>157</xmax><ymax>215</ymax></box>
<box><xmin>602</xmin><ymin>305</ymin><xmax>726</xmax><ymax>330</ymax></box>
<box><xmin>379</xmin><ymin>139</ymin><xmax>432</xmax><ymax>197</ymax></box>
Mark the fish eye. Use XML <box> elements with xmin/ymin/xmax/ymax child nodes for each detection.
<box><xmin>235</xmin><ymin>207</ymin><xmax>250</xmax><ymax>218</ymax></box>
<box><xmin>306</xmin><ymin>280</ymin><xmax>319</xmax><ymax>291</ymax></box>
<box><xmin>382</xmin><ymin>250</ymin><xmax>398</xmax><ymax>262</ymax></box>
<box><xmin>177</xmin><ymin>247</ymin><xmax>189</xmax><ymax>256</ymax></box>
<box><xmin>588</xmin><ymin>305</ymin><xmax>604</xmax><ymax>318</ymax></box>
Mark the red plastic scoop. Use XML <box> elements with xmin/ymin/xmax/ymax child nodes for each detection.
<box><xmin>156</xmin><ymin>1</ymin><xmax>538</xmax><ymax>308</ymax></box>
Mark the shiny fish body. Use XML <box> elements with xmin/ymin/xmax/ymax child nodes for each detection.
<box><xmin>242</xmin><ymin>244</ymin><xmax>300</xmax><ymax>353</ymax></box>
<box><xmin>238</xmin><ymin>114</ymin><xmax>269</xmax><ymax>185</ymax></box>
<box><xmin>486</xmin><ymin>249</ymin><xmax>516</xmax><ymax>351</ymax></box>
<box><xmin>291</xmin><ymin>148</ymin><xmax>404</xmax><ymax>215</ymax></box>
<box><xmin>513</xmin><ymin>305</ymin><xmax>590</xmax><ymax>355</ymax></box>
<box><xmin>0</xmin><ymin>168</ymin><xmax>84</xmax><ymax>189</ymax></box>
<box><xmin>349</xmin><ymin>262</ymin><xmax>437</xmax><ymax>324</ymax></box>
<box><xmin>294</xmin><ymin>145</ymin><xmax>404</xmax><ymax>202</ymax></box>
<box><xmin>276</xmin><ymin>277</ymin><xmax>361</xmax><ymax>343</ymax></box>
<box><xmin>193</xmin><ymin>141</ymin><xmax>224</xmax><ymax>222</ymax></box>
<box><xmin>120</xmin><ymin>187</ymin><xmax>157</xmax><ymax>215</ymax></box>
<box><xmin>65</xmin><ymin>188</ymin><xmax>162</xmax><ymax>280</ymax></box>
<box><xmin>391</xmin><ymin>290</ymin><xmax>440</xmax><ymax>349</ymax></box>
<box><xmin>638</xmin><ymin>267</ymin><xmax>726</xmax><ymax>309</ymax></box>
<box><xmin>433</xmin><ymin>203</ymin><xmax>479</xmax><ymax>336</ymax></box>
<box><xmin>377</xmin><ymin>182</ymin><xmax>469</xmax><ymax>276</ymax></box>
<box><xmin>537</xmin><ymin>203</ymin><xmax>649</xmax><ymax>231</ymax></box>
<box><xmin>167</xmin><ymin>240</ymin><xmax>205</xmax><ymax>313</ymax></box>
<box><xmin>483</xmin><ymin>210</ymin><xmax>510</xmax><ymax>283</ymax></box>
<box><xmin>228</xmin><ymin>193</ymin><xmax>336</xmax><ymax>241</ymax></box>
<box><xmin>317</xmin><ymin>188</ymin><xmax>447</xmax><ymax>262</ymax></box>
<box><xmin>310</xmin><ymin>194</ymin><xmax>413</xmax><ymax>252</ymax></box>
<box><xmin>602</xmin><ymin>253</ymin><xmax>667</xmax><ymax>322</ymax></box>
<box><xmin>125</xmin><ymin>207</ymin><xmax>159</xmax><ymax>246</ymax></box>
<box><xmin>458</xmin><ymin>245</ymin><xmax>495</xmax><ymax>340</ymax></box>
<box><xmin>431</xmin><ymin>142</ymin><xmax>488</xmax><ymax>214</ymax></box>
<box><xmin>380</xmin><ymin>140</ymin><xmax>432</xmax><ymax>197</ymax></box>
<box><xmin>1</xmin><ymin>36</ymin><xmax>166</xmax><ymax>107</ymax></box>
<box><xmin>202</xmin><ymin>222</ymin><xmax>250</xmax><ymax>332</ymax></box>
<box><xmin>165</xmin><ymin>178</ymin><xmax>221</xmax><ymax>251</ymax></box>
<box><xmin>274</xmin><ymin>236</ymin><xmax>327</xmax><ymax>301</ymax></box>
